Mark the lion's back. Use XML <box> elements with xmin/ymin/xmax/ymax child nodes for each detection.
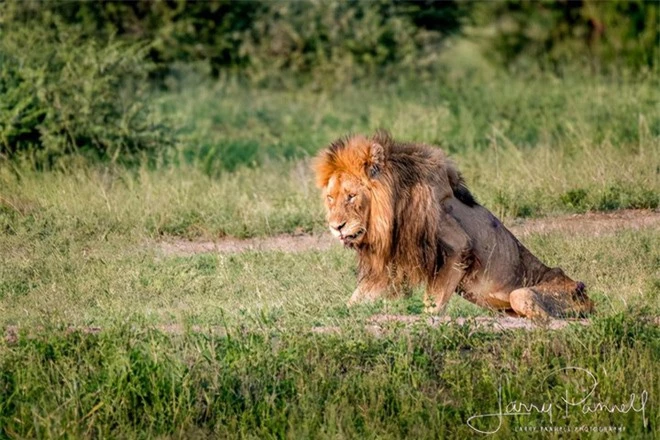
<box><xmin>386</xmin><ymin>140</ymin><xmax>477</xmax><ymax>208</ymax></box>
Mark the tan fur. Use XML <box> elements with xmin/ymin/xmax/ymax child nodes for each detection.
<box><xmin>313</xmin><ymin>132</ymin><xmax>594</xmax><ymax>320</ymax></box>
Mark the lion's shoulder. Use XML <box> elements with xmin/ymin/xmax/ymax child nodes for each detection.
<box><xmin>385</xmin><ymin>139</ymin><xmax>478</xmax><ymax>207</ymax></box>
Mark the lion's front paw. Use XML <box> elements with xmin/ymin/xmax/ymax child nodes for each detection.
<box><xmin>347</xmin><ymin>288</ymin><xmax>382</xmax><ymax>307</ymax></box>
<box><xmin>424</xmin><ymin>301</ymin><xmax>444</xmax><ymax>315</ymax></box>
<box><xmin>347</xmin><ymin>289</ymin><xmax>364</xmax><ymax>307</ymax></box>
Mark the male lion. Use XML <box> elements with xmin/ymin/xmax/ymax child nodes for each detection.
<box><xmin>313</xmin><ymin>132</ymin><xmax>594</xmax><ymax>320</ymax></box>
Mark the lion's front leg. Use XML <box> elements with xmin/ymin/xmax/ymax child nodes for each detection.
<box><xmin>424</xmin><ymin>261</ymin><xmax>468</xmax><ymax>314</ymax></box>
<box><xmin>424</xmin><ymin>210</ymin><xmax>472</xmax><ymax>314</ymax></box>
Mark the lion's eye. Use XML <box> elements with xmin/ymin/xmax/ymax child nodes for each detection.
<box><xmin>327</xmin><ymin>195</ymin><xmax>334</xmax><ymax>202</ymax></box>
<box><xmin>347</xmin><ymin>194</ymin><xmax>356</xmax><ymax>202</ymax></box>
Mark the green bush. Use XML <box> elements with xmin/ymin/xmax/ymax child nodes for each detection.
<box><xmin>471</xmin><ymin>0</ymin><xmax>659</xmax><ymax>73</ymax></box>
<box><xmin>240</xmin><ymin>1</ymin><xmax>455</xmax><ymax>85</ymax></box>
<box><xmin>2</xmin><ymin>0</ymin><xmax>655</xmax><ymax>88</ymax></box>
<box><xmin>1</xmin><ymin>0</ymin><xmax>467</xmax><ymax>84</ymax></box>
<box><xmin>0</xmin><ymin>11</ymin><xmax>173</xmax><ymax>165</ymax></box>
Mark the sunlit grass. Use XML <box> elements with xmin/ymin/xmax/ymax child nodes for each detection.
<box><xmin>2</xmin><ymin>136</ymin><xmax>657</xmax><ymax>241</ymax></box>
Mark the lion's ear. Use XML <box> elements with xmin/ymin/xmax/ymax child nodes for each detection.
<box><xmin>366</xmin><ymin>142</ymin><xmax>384</xmax><ymax>179</ymax></box>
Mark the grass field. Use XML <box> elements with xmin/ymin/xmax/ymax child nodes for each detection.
<box><xmin>1</xmin><ymin>71</ymin><xmax>659</xmax><ymax>438</ymax></box>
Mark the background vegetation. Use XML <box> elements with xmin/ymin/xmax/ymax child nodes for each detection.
<box><xmin>1</xmin><ymin>0</ymin><xmax>658</xmax><ymax>164</ymax></box>
<box><xmin>0</xmin><ymin>1</ymin><xmax>658</xmax><ymax>438</ymax></box>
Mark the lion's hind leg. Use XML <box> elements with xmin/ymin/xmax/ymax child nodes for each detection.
<box><xmin>509</xmin><ymin>278</ymin><xmax>594</xmax><ymax>321</ymax></box>
<box><xmin>509</xmin><ymin>288</ymin><xmax>553</xmax><ymax>321</ymax></box>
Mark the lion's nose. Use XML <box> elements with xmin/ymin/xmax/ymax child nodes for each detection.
<box><xmin>331</xmin><ymin>221</ymin><xmax>346</xmax><ymax>232</ymax></box>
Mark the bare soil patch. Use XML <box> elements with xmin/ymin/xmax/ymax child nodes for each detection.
<box><xmin>3</xmin><ymin>324</ymin><xmax>228</xmax><ymax>344</ymax></box>
<box><xmin>7</xmin><ymin>315</ymin><xmax>659</xmax><ymax>342</ymax></box>
<box><xmin>156</xmin><ymin>209</ymin><xmax>659</xmax><ymax>256</ymax></box>
<box><xmin>158</xmin><ymin>232</ymin><xmax>335</xmax><ymax>256</ymax></box>
<box><xmin>310</xmin><ymin>314</ymin><xmax>660</xmax><ymax>336</ymax></box>
<box><xmin>310</xmin><ymin>315</ymin><xmax>591</xmax><ymax>336</ymax></box>
<box><xmin>506</xmin><ymin>209</ymin><xmax>659</xmax><ymax>238</ymax></box>
<box><xmin>0</xmin><ymin>317</ymin><xmax>592</xmax><ymax>343</ymax></box>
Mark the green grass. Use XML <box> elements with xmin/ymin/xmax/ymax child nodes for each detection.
<box><xmin>1</xmin><ymin>317</ymin><xmax>658</xmax><ymax>438</ymax></box>
<box><xmin>168</xmin><ymin>66</ymin><xmax>659</xmax><ymax>165</ymax></box>
<box><xmin>1</xmin><ymin>211</ymin><xmax>658</xmax><ymax>437</ymax></box>
<box><xmin>0</xmin><ymin>162</ymin><xmax>322</xmax><ymax>240</ymax></box>
<box><xmin>1</xmin><ymin>69</ymin><xmax>659</xmax><ymax>437</ymax></box>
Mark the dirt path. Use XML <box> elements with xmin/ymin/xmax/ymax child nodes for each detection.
<box><xmin>3</xmin><ymin>319</ymin><xmax>581</xmax><ymax>343</ymax></box>
<box><xmin>311</xmin><ymin>315</ymin><xmax>593</xmax><ymax>336</ymax></box>
<box><xmin>157</xmin><ymin>209</ymin><xmax>659</xmax><ymax>256</ymax></box>
<box><xmin>6</xmin><ymin>315</ymin><xmax>659</xmax><ymax>342</ymax></box>
<box><xmin>2</xmin><ymin>317</ymin><xmax>586</xmax><ymax>343</ymax></box>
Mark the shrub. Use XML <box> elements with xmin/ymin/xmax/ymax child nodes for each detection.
<box><xmin>0</xmin><ymin>11</ymin><xmax>173</xmax><ymax>165</ymax></box>
<box><xmin>1</xmin><ymin>0</ymin><xmax>467</xmax><ymax>85</ymax></box>
<box><xmin>471</xmin><ymin>0</ymin><xmax>659</xmax><ymax>73</ymax></box>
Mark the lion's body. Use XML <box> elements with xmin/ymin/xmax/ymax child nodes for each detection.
<box><xmin>314</xmin><ymin>132</ymin><xmax>594</xmax><ymax>320</ymax></box>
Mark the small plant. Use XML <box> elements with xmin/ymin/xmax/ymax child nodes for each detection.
<box><xmin>560</xmin><ymin>188</ymin><xmax>589</xmax><ymax>211</ymax></box>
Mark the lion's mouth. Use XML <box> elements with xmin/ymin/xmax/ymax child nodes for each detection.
<box><xmin>340</xmin><ymin>229</ymin><xmax>365</xmax><ymax>247</ymax></box>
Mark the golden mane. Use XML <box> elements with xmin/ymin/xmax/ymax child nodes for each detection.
<box><xmin>313</xmin><ymin>135</ymin><xmax>373</xmax><ymax>188</ymax></box>
<box><xmin>313</xmin><ymin>133</ymin><xmax>395</xmax><ymax>270</ymax></box>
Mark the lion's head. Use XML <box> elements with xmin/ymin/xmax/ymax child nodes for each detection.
<box><xmin>313</xmin><ymin>134</ymin><xmax>391</xmax><ymax>249</ymax></box>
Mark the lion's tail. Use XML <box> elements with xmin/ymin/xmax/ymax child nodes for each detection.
<box><xmin>447</xmin><ymin>162</ymin><xmax>478</xmax><ymax>207</ymax></box>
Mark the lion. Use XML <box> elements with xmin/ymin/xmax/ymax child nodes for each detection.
<box><xmin>313</xmin><ymin>132</ymin><xmax>594</xmax><ymax>320</ymax></box>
